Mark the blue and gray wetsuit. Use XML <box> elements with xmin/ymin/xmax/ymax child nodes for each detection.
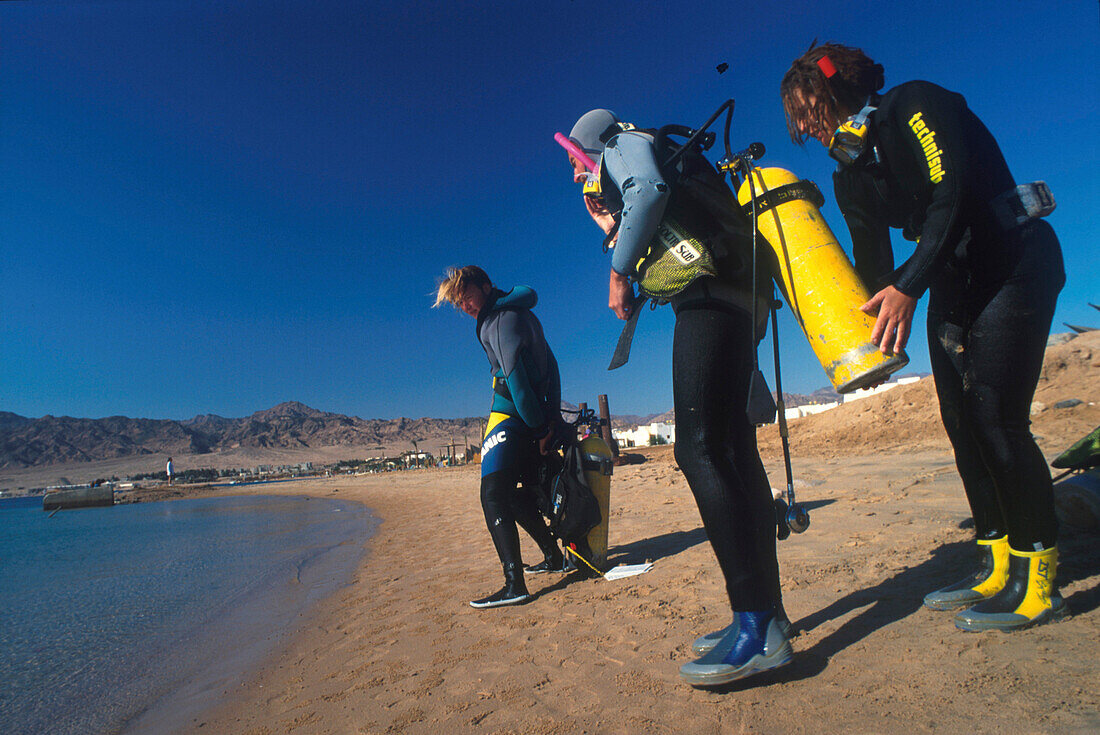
<box><xmin>475</xmin><ymin>286</ymin><xmax>562</xmax><ymax>578</ymax></box>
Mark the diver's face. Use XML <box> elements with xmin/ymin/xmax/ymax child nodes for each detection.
<box><xmin>459</xmin><ymin>284</ymin><xmax>489</xmax><ymax>318</ymax></box>
<box><xmin>793</xmin><ymin>89</ymin><xmax>839</xmax><ymax>147</ymax></box>
<box><xmin>570</xmin><ymin>155</ymin><xmax>588</xmax><ymax>183</ymax></box>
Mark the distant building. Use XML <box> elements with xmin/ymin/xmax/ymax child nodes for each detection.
<box><xmin>613</xmin><ymin>421</ymin><xmax>676</xmax><ymax>448</ymax></box>
<box><xmin>400</xmin><ymin>451</ymin><xmax>432</xmax><ymax>468</ymax></box>
<box><xmin>784</xmin><ymin>401</ymin><xmax>840</xmax><ymax>420</ymax></box>
<box><xmin>774</xmin><ymin>375</ymin><xmax>924</xmax><ymax>420</ymax></box>
<box><xmin>842</xmin><ymin>375</ymin><xmax>921</xmax><ymax>404</ymax></box>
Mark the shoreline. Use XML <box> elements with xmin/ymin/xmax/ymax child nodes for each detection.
<box><xmin>179</xmin><ymin>446</ymin><xmax>1099</xmax><ymax>734</ymax></box>
<box><xmin>0</xmin><ymin>490</ymin><xmax>375</xmax><ymax>735</ymax></box>
<box><xmin>134</xmin><ymin>473</ymin><xmax>416</xmax><ymax>733</ymax></box>
<box><xmin>5</xmin><ymin>333</ymin><xmax>1094</xmax><ymax>732</ymax></box>
<box><xmin>116</xmin><ymin>490</ymin><xmax>378</xmax><ymax>735</ymax></box>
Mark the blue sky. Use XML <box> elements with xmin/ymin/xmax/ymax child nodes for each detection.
<box><xmin>1</xmin><ymin>1</ymin><xmax>1096</xmax><ymax>421</ymax></box>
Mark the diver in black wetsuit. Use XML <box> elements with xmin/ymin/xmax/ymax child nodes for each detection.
<box><xmin>434</xmin><ymin>265</ymin><xmax>569</xmax><ymax>608</ymax></box>
<box><xmin>564</xmin><ymin>110</ymin><xmax>791</xmax><ymax>686</ymax></box>
<box><xmin>781</xmin><ymin>43</ymin><xmax>1066</xmax><ymax>632</ymax></box>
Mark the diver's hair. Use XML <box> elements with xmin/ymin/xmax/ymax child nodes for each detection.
<box><xmin>781</xmin><ymin>42</ymin><xmax>885</xmax><ymax>145</ymax></box>
<box><xmin>433</xmin><ymin>265</ymin><xmax>492</xmax><ymax>308</ymax></box>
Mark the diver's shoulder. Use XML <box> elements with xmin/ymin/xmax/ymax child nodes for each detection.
<box><xmin>495</xmin><ymin>285</ymin><xmax>537</xmax><ymax>310</ymax></box>
<box><xmin>881</xmin><ymin>80</ymin><xmax>964</xmax><ymax>111</ymax></box>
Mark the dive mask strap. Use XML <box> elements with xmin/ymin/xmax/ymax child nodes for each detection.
<box><xmin>828</xmin><ymin>101</ymin><xmax>877</xmax><ymax>166</ymax></box>
<box><xmin>598</xmin><ymin>121</ymin><xmax>637</xmax><ymax>144</ymax></box>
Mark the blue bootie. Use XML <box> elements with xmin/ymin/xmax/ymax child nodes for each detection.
<box><xmin>691</xmin><ymin>614</ymin><xmax>792</xmax><ymax>655</ymax></box>
<box><xmin>679</xmin><ymin>610</ymin><xmax>792</xmax><ymax>687</ymax></box>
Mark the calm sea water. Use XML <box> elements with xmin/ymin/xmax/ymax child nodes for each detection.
<box><xmin>0</xmin><ymin>493</ymin><xmax>375</xmax><ymax>735</ymax></box>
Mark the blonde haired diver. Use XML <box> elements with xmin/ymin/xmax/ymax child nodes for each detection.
<box><xmin>435</xmin><ymin>266</ymin><xmax>570</xmax><ymax>608</ymax></box>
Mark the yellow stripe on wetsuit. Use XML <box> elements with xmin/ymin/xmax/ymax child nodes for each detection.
<box><xmin>485</xmin><ymin>410</ymin><xmax>511</xmax><ymax>438</ymax></box>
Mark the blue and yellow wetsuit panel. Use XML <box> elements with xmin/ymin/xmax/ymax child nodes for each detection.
<box><xmin>481</xmin><ymin>410</ymin><xmax>534</xmax><ymax>478</ymax></box>
<box><xmin>476</xmin><ymin>286</ymin><xmax>562</xmax><ymax>478</ymax></box>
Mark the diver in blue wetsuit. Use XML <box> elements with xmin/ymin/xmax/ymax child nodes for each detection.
<box><xmin>565</xmin><ymin>110</ymin><xmax>791</xmax><ymax>686</ymax></box>
<box><xmin>435</xmin><ymin>265</ymin><xmax>569</xmax><ymax>608</ymax></box>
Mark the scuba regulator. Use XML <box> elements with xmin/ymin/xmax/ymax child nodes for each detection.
<box><xmin>816</xmin><ymin>54</ymin><xmax>880</xmax><ymax>167</ymax></box>
<box><xmin>828</xmin><ymin>102</ymin><xmax>876</xmax><ymax>166</ymax></box>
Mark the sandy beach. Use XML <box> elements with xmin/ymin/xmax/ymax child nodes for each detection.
<box><xmin>6</xmin><ymin>6</ymin><xmax>1096</xmax><ymax>734</ymax></box>
<box><xmin>173</xmin><ymin>446</ymin><xmax>1098</xmax><ymax>734</ymax></box>
<box><xmin>157</xmin><ymin>334</ymin><xmax>1100</xmax><ymax>734</ymax></box>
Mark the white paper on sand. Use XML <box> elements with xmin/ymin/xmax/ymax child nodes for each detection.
<box><xmin>602</xmin><ymin>562</ymin><xmax>653</xmax><ymax>580</ymax></box>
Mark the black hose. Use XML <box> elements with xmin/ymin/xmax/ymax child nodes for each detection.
<box><xmin>662</xmin><ymin>99</ymin><xmax>735</xmax><ymax>170</ymax></box>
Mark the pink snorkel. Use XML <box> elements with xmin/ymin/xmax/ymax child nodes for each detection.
<box><xmin>554</xmin><ymin>132</ymin><xmax>598</xmax><ymax>173</ymax></box>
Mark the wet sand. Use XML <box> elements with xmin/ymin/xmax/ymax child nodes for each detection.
<box><xmin>182</xmin><ymin>435</ymin><xmax>1099</xmax><ymax>734</ymax></box>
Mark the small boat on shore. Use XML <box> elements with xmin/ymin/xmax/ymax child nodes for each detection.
<box><xmin>42</xmin><ymin>485</ymin><xmax>114</xmax><ymax>511</ymax></box>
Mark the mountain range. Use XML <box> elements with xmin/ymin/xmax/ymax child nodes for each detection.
<box><xmin>0</xmin><ymin>376</ymin><xmax>925</xmax><ymax>469</ymax></box>
<box><xmin>0</xmin><ymin>402</ymin><xmax>486</xmax><ymax>469</ymax></box>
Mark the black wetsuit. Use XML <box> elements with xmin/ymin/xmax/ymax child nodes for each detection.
<box><xmin>834</xmin><ymin>81</ymin><xmax>1065</xmax><ymax>550</ymax></box>
<box><xmin>602</xmin><ymin>130</ymin><xmax>783</xmax><ymax>613</ymax></box>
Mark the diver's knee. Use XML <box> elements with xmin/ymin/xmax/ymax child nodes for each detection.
<box><xmin>675</xmin><ymin>430</ymin><xmax>726</xmax><ymax>474</ymax></box>
<box><xmin>480</xmin><ymin>472</ymin><xmax>509</xmax><ymax>506</ymax></box>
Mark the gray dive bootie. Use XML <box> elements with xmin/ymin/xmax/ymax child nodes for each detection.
<box><xmin>680</xmin><ymin>611</ymin><xmax>792</xmax><ymax>687</ymax></box>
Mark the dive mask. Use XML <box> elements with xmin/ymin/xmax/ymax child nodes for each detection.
<box><xmin>581</xmin><ymin>168</ymin><xmax>603</xmax><ymax>200</ymax></box>
<box><xmin>828</xmin><ymin>103</ymin><xmax>876</xmax><ymax>166</ymax></box>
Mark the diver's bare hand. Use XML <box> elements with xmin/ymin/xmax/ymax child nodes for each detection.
<box><xmin>609</xmin><ymin>270</ymin><xmax>636</xmax><ymax>321</ymax></box>
<box><xmin>584</xmin><ymin>194</ymin><xmax>617</xmax><ymax>234</ymax></box>
<box><xmin>861</xmin><ymin>285</ymin><xmax>917</xmax><ymax>355</ymax></box>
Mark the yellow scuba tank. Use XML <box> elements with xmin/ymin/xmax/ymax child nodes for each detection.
<box><xmin>578</xmin><ymin>435</ymin><xmax>614</xmax><ymax>569</ymax></box>
<box><xmin>737</xmin><ymin>167</ymin><xmax>908</xmax><ymax>393</ymax></box>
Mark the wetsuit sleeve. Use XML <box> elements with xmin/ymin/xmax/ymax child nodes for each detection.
<box><xmin>603</xmin><ymin>132</ymin><xmax>671</xmax><ymax>277</ymax></box>
<box><xmin>833</xmin><ymin>169</ymin><xmax>895</xmax><ymax>290</ymax></box>
<box><xmin>503</xmin><ymin>352</ymin><xmax>551</xmax><ymax>431</ymax></box>
<box><xmin>493</xmin><ymin>310</ymin><xmax>550</xmax><ymax>431</ymax></box>
<box><xmin>884</xmin><ymin>85</ymin><xmax>970</xmax><ymax>298</ymax></box>
<box><xmin>545</xmin><ymin>348</ymin><xmax>563</xmax><ymax>424</ymax></box>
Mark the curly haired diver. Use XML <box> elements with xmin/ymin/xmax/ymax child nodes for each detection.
<box><xmin>781</xmin><ymin>42</ymin><xmax>1066</xmax><ymax>632</ymax></box>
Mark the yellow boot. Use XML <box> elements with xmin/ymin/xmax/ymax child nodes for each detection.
<box><xmin>923</xmin><ymin>536</ymin><xmax>1010</xmax><ymax>611</ymax></box>
<box><xmin>954</xmin><ymin>546</ymin><xmax>1068</xmax><ymax>632</ymax></box>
